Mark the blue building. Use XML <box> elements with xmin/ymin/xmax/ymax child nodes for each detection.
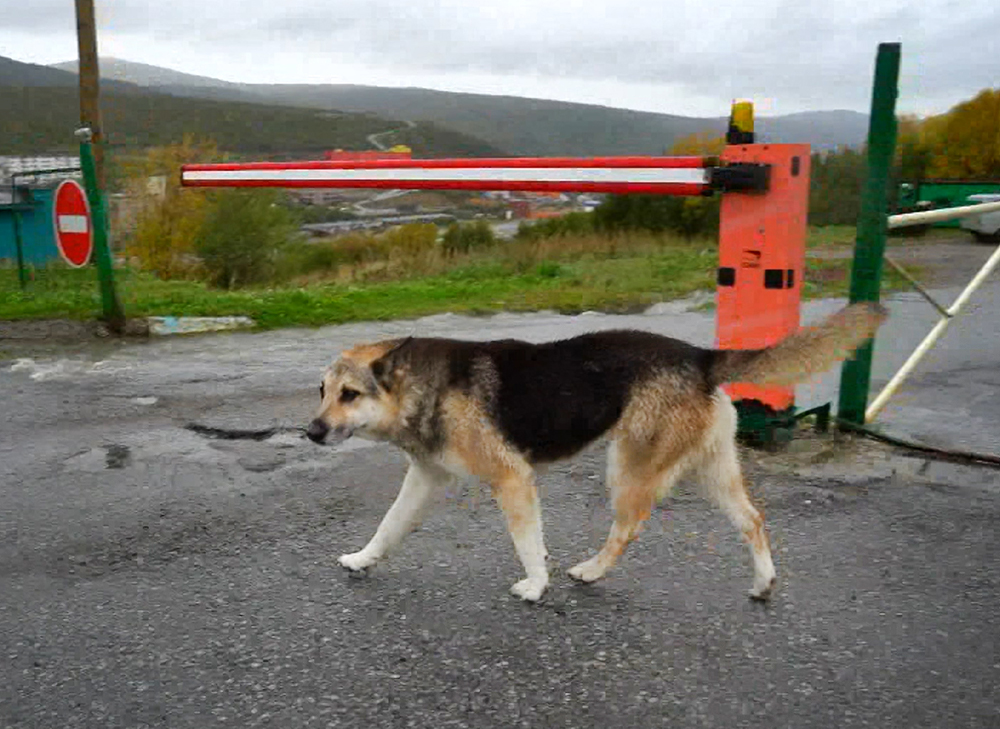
<box><xmin>0</xmin><ymin>185</ymin><xmax>62</xmax><ymax>266</ymax></box>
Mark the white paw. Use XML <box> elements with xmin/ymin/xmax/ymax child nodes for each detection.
<box><xmin>338</xmin><ymin>550</ymin><xmax>378</xmax><ymax>572</ymax></box>
<box><xmin>510</xmin><ymin>577</ymin><xmax>548</xmax><ymax>602</ymax></box>
<box><xmin>567</xmin><ymin>557</ymin><xmax>607</xmax><ymax>583</ymax></box>
<box><xmin>749</xmin><ymin>574</ymin><xmax>778</xmax><ymax>601</ymax></box>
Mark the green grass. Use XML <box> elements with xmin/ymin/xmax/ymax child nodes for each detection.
<box><xmin>806</xmin><ymin>225</ymin><xmax>859</xmax><ymax>248</ymax></box>
<box><xmin>0</xmin><ymin>243</ymin><xmax>917</xmax><ymax>331</ymax></box>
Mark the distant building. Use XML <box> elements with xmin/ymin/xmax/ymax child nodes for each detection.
<box><xmin>0</xmin><ymin>155</ymin><xmax>81</xmax><ymax>187</ymax></box>
<box><xmin>323</xmin><ymin>147</ymin><xmax>412</xmax><ymax>161</ymax></box>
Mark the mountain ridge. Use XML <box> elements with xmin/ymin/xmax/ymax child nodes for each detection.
<box><xmin>48</xmin><ymin>57</ymin><xmax>870</xmax><ymax>156</ymax></box>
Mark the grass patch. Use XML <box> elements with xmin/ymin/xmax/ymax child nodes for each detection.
<box><xmin>806</xmin><ymin>225</ymin><xmax>858</xmax><ymax>249</ymax></box>
<box><xmin>0</xmin><ymin>229</ymin><xmax>920</xmax><ymax>330</ymax></box>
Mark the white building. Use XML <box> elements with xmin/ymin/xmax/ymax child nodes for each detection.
<box><xmin>0</xmin><ymin>155</ymin><xmax>82</xmax><ymax>187</ymax></box>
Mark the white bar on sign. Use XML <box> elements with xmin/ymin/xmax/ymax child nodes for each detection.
<box><xmin>58</xmin><ymin>214</ymin><xmax>89</xmax><ymax>234</ymax></box>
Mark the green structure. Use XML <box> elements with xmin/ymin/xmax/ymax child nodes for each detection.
<box><xmin>897</xmin><ymin>179</ymin><xmax>1000</xmax><ymax>228</ymax></box>
<box><xmin>76</xmin><ymin>128</ymin><xmax>125</xmax><ymax>332</ymax></box>
<box><xmin>837</xmin><ymin>42</ymin><xmax>901</xmax><ymax>427</ymax></box>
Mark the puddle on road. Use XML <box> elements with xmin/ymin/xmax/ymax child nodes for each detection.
<box><xmin>60</xmin><ymin>421</ymin><xmax>375</xmax><ymax>476</ymax></box>
<box><xmin>63</xmin><ymin>444</ymin><xmax>134</xmax><ymax>472</ymax></box>
<box><xmin>104</xmin><ymin>444</ymin><xmax>132</xmax><ymax>470</ymax></box>
<box><xmin>8</xmin><ymin>357</ymin><xmax>134</xmax><ymax>381</ymax></box>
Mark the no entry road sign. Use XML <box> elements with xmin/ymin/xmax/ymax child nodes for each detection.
<box><xmin>52</xmin><ymin>179</ymin><xmax>93</xmax><ymax>268</ymax></box>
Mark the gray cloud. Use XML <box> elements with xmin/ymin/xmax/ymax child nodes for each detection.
<box><xmin>2</xmin><ymin>0</ymin><xmax>76</xmax><ymax>30</ymax></box>
<box><xmin>2</xmin><ymin>0</ymin><xmax>997</xmax><ymax>114</ymax></box>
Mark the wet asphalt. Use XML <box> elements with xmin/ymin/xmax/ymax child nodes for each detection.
<box><xmin>1</xmin><ymin>288</ymin><xmax>999</xmax><ymax>728</ymax></box>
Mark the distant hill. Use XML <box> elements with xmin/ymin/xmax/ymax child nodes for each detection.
<box><xmin>0</xmin><ymin>55</ymin><xmax>505</xmax><ymax>158</ymax></box>
<box><xmin>51</xmin><ymin>57</ymin><xmax>870</xmax><ymax>156</ymax></box>
<box><xmin>1</xmin><ymin>55</ymin><xmax>139</xmax><ymax>93</ymax></box>
<box><xmin>52</xmin><ymin>57</ymin><xmax>248</xmax><ymax>91</ymax></box>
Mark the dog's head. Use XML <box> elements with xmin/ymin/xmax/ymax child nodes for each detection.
<box><xmin>307</xmin><ymin>337</ymin><xmax>412</xmax><ymax>445</ymax></box>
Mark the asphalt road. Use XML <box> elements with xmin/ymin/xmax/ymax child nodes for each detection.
<box><xmin>2</xmin><ymin>290</ymin><xmax>999</xmax><ymax>728</ymax></box>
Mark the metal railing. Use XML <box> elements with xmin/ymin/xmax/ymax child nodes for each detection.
<box><xmin>864</xmin><ymin>200</ymin><xmax>1000</xmax><ymax>422</ymax></box>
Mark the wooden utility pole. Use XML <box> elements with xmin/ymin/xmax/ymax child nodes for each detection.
<box><xmin>75</xmin><ymin>0</ymin><xmax>105</xmax><ymax>190</ymax></box>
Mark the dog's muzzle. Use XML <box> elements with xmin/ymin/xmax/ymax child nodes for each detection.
<box><xmin>306</xmin><ymin>419</ymin><xmax>352</xmax><ymax>445</ymax></box>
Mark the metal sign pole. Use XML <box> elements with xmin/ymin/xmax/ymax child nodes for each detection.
<box><xmin>76</xmin><ymin>128</ymin><xmax>125</xmax><ymax>332</ymax></box>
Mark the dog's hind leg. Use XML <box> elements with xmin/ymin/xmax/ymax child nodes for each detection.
<box><xmin>339</xmin><ymin>458</ymin><xmax>450</xmax><ymax>572</ymax></box>
<box><xmin>568</xmin><ymin>438</ymin><xmax>689</xmax><ymax>583</ymax></box>
<box><xmin>695</xmin><ymin>395</ymin><xmax>777</xmax><ymax>600</ymax></box>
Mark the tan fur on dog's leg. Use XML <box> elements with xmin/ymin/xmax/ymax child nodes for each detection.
<box><xmin>569</xmin><ymin>439</ymin><xmax>655</xmax><ymax>582</ymax></box>
<box><xmin>442</xmin><ymin>394</ymin><xmax>550</xmax><ymax>602</ymax></box>
<box><xmin>493</xmin><ymin>473</ymin><xmax>549</xmax><ymax>602</ymax></box>
<box><xmin>570</xmin><ymin>388</ymin><xmax>710</xmax><ymax>584</ymax></box>
<box><xmin>339</xmin><ymin>458</ymin><xmax>450</xmax><ymax>572</ymax></box>
<box><xmin>568</xmin><ymin>437</ymin><xmax>693</xmax><ymax>583</ymax></box>
<box><xmin>696</xmin><ymin>394</ymin><xmax>777</xmax><ymax>599</ymax></box>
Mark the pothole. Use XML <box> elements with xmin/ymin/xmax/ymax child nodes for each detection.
<box><xmin>64</xmin><ymin>444</ymin><xmax>134</xmax><ymax>472</ymax></box>
<box><xmin>184</xmin><ymin>423</ymin><xmax>300</xmax><ymax>441</ymax></box>
<box><xmin>105</xmin><ymin>444</ymin><xmax>132</xmax><ymax>469</ymax></box>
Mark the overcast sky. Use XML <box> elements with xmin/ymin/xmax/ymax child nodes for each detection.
<box><xmin>2</xmin><ymin>0</ymin><xmax>997</xmax><ymax>117</ymax></box>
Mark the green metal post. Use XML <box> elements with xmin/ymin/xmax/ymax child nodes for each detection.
<box><xmin>77</xmin><ymin>127</ymin><xmax>125</xmax><ymax>332</ymax></box>
<box><xmin>837</xmin><ymin>43</ymin><xmax>901</xmax><ymax>426</ymax></box>
<box><xmin>12</xmin><ymin>210</ymin><xmax>28</xmax><ymax>291</ymax></box>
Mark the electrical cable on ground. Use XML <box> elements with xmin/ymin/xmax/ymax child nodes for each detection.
<box><xmin>833</xmin><ymin>417</ymin><xmax>1000</xmax><ymax>470</ymax></box>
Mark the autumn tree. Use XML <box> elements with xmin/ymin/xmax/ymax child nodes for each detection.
<box><xmin>668</xmin><ymin>131</ymin><xmax>727</xmax><ymax>157</ymax></box>
<box><xmin>924</xmin><ymin>89</ymin><xmax>1000</xmax><ymax>179</ymax></box>
<box><xmin>895</xmin><ymin>114</ymin><xmax>935</xmax><ymax>182</ymax></box>
<box><xmin>123</xmin><ymin>135</ymin><xmax>223</xmax><ymax>279</ymax></box>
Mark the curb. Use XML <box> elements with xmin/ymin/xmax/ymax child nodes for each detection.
<box><xmin>0</xmin><ymin>316</ymin><xmax>255</xmax><ymax>342</ymax></box>
<box><xmin>145</xmin><ymin>316</ymin><xmax>255</xmax><ymax>336</ymax></box>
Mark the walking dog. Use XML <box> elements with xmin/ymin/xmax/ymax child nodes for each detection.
<box><xmin>307</xmin><ymin>302</ymin><xmax>887</xmax><ymax>602</ymax></box>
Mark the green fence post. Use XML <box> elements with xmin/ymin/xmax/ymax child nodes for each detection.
<box><xmin>12</xmin><ymin>210</ymin><xmax>28</xmax><ymax>291</ymax></box>
<box><xmin>837</xmin><ymin>42</ymin><xmax>901</xmax><ymax>426</ymax></box>
<box><xmin>76</xmin><ymin>127</ymin><xmax>126</xmax><ymax>333</ymax></box>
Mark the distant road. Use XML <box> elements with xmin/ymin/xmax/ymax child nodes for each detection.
<box><xmin>366</xmin><ymin>119</ymin><xmax>417</xmax><ymax>151</ymax></box>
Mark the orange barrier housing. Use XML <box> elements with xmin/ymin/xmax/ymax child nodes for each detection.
<box><xmin>715</xmin><ymin>143</ymin><xmax>811</xmax><ymax>412</ymax></box>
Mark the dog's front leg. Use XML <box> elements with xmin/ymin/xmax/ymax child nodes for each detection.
<box><xmin>339</xmin><ymin>458</ymin><xmax>447</xmax><ymax>572</ymax></box>
<box><xmin>494</xmin><ymin>473</ymin><xmax>549</xmax><ymax>602</ymax></box>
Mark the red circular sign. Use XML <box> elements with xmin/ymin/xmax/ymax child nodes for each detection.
<box><xmin>52</xmin><ymin>179</ymin><xmax>94</xmax><ymax>268</ymax></box>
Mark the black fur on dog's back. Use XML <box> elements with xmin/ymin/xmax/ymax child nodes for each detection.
<box><xmin>385</xmin><ymin>330</ymin><xmax>714</xmax><ymax>463</ymax></box>
<box><xmin>478</xmin><ymin>331</ymin><xmax>714</xmax><ymax>462</ymax></box>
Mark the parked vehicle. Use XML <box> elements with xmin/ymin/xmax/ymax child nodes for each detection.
<box><xmin>958</xmin><ymin>194</ymin><xmax>1000</xmax><ymax>243</ymax></box>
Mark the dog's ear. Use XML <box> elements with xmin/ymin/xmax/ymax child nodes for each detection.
<box><xmin>370</xmin><ymin>337</ymin><xmax>413</xmax><ymax>391</ymax></box>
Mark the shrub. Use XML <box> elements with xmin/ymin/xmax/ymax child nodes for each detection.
<box><xmin>274</xmin><ymin>233</ymin><xmax>389</xmax><ymax>280</ymax></box>
<box><xmin>193</xmin><ymin>189</ymin><xmax>296</xmax><ymax>289</ymax></box>
<box><xmin>593</xmin><ymin>195</ymin><xmax>721</xmax><ymax>240</ymax></box>
<box><xmin>441</xmin><ymin>219</ymin><xmax>496</xmax><ymax>255</ymax></box>
<box><xmin>381</xmin><ymin>223</ymin><xmax>440</xmax><ymax>257</ymax></box>
<box><xmin>515</xmin><ymin>212</ymin><xmax>594</xmax><ymax>241</ymax></box>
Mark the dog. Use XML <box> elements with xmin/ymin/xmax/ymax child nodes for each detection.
<box><xmin>307</xmin><ymin>302</ymin><xmax>887</xmax><ymax>602</ymax></box>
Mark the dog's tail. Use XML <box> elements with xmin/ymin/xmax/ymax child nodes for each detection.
<box><xmin>709</xmin><ymin>302</ymin><xmax>888</xmax><ymax>388</ymax></box>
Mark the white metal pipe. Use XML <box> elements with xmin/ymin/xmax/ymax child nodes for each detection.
<box><xmin>887</xmin><ymin>199</ymin><xmax>1000</xmax><ymax>229</ymax></box>
<box><xmin>865</xmin><ymin>242</ymin><xmax>1000</xmax><ymax>422</ymax></box>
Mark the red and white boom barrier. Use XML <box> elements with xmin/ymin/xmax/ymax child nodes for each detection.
<box><xmin>180</xmin><ymin>156</ymin><xmax>725</xmax><ymax>196</ymax></box>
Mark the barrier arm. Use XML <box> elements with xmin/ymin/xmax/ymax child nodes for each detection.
<box><xmin>864</xmin><ymin>200</ymin><xmax>1000</xmax><ymax>423</ymax></box>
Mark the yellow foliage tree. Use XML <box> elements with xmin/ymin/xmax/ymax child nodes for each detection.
<box><xmin>666</xmin><ymin>130</ymin><xmax>725</xmax><ymax>237</ymax></box>
<box><xmin>122</xmin><ymin>135</ymin><xmax>222</xmax><ymax>279</ymax></box>
<box><xmin>668</xmin><ymin>131</ymin><xmax>727</xmax><ymax>157</ymax></box>
<box><xmin>895</xmin><ymin>114</ymin><xmax>934</xmax><ymax>181</ymax></box>
<box><xmin>924</xmin><ymin>89</ymin><xmax>1000</xmax><ymax>179</ymax></box>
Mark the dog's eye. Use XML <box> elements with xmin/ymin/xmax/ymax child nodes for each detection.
<box><xmin>319</xmin><ymin>383</ymin><xmax>325</xmax><ymax>400</ymax></box>
<box><xmin>340</xmin><ymin>388</ymin><xmax>361</xmax><ymax>404</ymax></box>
